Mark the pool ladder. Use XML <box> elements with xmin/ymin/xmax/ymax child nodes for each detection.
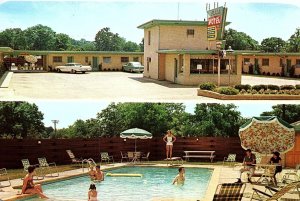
<box><xmin>82</xmin><ymin>158</ymin><xmax>97</xmax><ymax>172</ymax></box>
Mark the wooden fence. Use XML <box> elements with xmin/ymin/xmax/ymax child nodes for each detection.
<box><xmin>0</xmin><ymin>137</ymin><xmax>245</xmax><ymax>168</ymax></box>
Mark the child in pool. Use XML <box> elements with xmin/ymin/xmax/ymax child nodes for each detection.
<box><xmin>88</xmin><ymin>166</ymin><xmax>96</xmax><ymax>180</ymax></box>
<box><xmin>88</xmin><ymin>184</ymin><xmax>98</xmax><ymax>201</ymax></box>
<box><xmin>172</xmin><ymin>167</ymin><xmax>185</xmax><ymax>185</ymax></box>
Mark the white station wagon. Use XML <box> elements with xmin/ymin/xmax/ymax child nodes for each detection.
<box><xmin>55</xmin><ymin>63</ymin><xmax>92</xmax><ymax>74</ymax></box>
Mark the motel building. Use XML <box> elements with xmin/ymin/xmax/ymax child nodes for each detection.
<box><xmin>0</xmin><ymin>19</ymin><xmax>300</xmax><ymax>86</ymax></box>
<box><xmin>0</xmin><ymin>48</ymin><xmax>143</xmax><ymax>72</ymax></box>
<box><xmin>137</xmin><ymin>19</ymin><xmax>300</xmax><ymax>86</ymax></box>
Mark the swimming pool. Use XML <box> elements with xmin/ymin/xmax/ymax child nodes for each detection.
<box><xmin>20</xmin><ymin>166</ymin><xmax>213</xmax><ymax>201</ymax></box>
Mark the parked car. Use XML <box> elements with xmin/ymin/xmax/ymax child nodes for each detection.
<box><xmin>55</xmin><ymin>63</ymin><xmax>92</xmax><ymax>74</ymax></box>
<box><xmin>122</xmin><ymin>62</ymin><xmax>144</xmax><ymax>73</ymax></box>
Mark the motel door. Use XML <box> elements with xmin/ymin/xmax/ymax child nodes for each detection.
<box><xmin>92</xmin><ymin>57</ymin><xmax>99</xmax><ymax>71</ymax></box>
<box><xmin>287</xmin><ymin>59</ymin><xmax>292</xmax><ymax>76</ymax></box>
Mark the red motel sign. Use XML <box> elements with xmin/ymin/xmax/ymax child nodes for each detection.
<box><xmin>208</xmin><ymin>16</ymin><xmax>222</xmax><ymax>27</ymax></box>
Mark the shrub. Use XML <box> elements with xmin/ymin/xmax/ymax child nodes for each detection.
<box><xmin>251</xmin><ymin>89</ymin><xmax>258</xmax><ymax>94</ymax></box>
<box><xmin>267</xmin><ymin>85</ymin><xmax>280</xmax><ymax>90</ymax></box>
<box><xmin>215</xmin><ymin>87</ymin><xmax>239</xmax><ymax>95</ymax></box>
<box><xmin>280</xmin><ymin>85</ymin><xmax>296</xmax><ymax>90</ymax></box>
<box><xmin>252</xmin><ymin>85</ymin><xmax>268</xmax><ymax>91</ymax></box>
<box><xmin>296</xmin><ymin>85</ymin><xmax>300</xmax><ymax>89</ymax></box>
<box><xmin>267</xmin><ymin>72</ymin><xmax>270</xmax><ymax>76</ymax></box>
<box><xmin>240</xmin><ymin>89</ymin><xmax>247</xmax><ymax>94</ymax></box>
<box><xmin>199</xmin><ymin>82</ymin><xmax>217</xmax><ymax>91</ymax></box>
<box><xmin>234</xmin><ymin>84</ymin><xmax>251</xmax><ymax>91</ymax></box>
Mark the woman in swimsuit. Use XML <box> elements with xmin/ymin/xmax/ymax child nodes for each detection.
<box><xmin>163</xmin><ymin>130</ymin><xmax>176</xmax><ymax>159</ymax></box>
<box><xmin>21</xmin><ymin>165</ymin><xmax>48</xmax><ymax>199</ymax></box>
<box><xmin>88</xmin><ymin>184</ymin><xmax>98</xmax><ymax>201</ymax></box>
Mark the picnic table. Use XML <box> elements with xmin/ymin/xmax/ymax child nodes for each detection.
<box><xmin>183</xmin><ymin>151</ymin><xmax>215</xmax><ymax>162</ymax></box>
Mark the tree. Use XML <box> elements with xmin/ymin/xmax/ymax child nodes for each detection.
<box><xmin>123</xmin><ymin>41</ymin><xmax>140</xmax><ymax>52</ymax></box>
<box><xmin>55</xmin><ymin>33</ymin><xmax>72</xmax><ymax>50</ymax></box>
<box><xmin>23</xmin><ymin>24</ymin><xmax>56</xmax><ymax>50</ymax></box>
<box><xmin>0</xmin><ymin>102</ymin><xmax>45</xmax><ymax>139</ymax></box>
<box><xmin>224</xmin><ymin>28</ymin><xmax>259</xmax><ymax>50</ymax></box>
<box><xmin>69</xmin><ymin>39</ymin><xmax>96</xmax><ymax>51</ymax></box>
<box><xmin>261</xmin><ymin>104</ymin><xmax>300</xmax><ymax>123</ymax></box>
<box><xmin>0</xmin><ymin>28</ymin><xmax>26</xmax><ymax>50</ymax></box>
<box><xmin>181</xmin><ymin>104</ymin><xmax>242</xmax><ymax>137</ymax></box>
<box><xmin>139</xmin><ymin>38</ymin><xmax>144</xmax><ymax>52</ymax></box>
<box><xmin>261</xmin><ymin>37</ymin><xmax>286</xmax><ymax>52</ymax></box>
<box><xmin>287</xmin><ymin>28</ymin><xmax>300</xmax><ymax>52</ymax></box>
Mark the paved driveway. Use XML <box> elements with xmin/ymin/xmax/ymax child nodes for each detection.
<box><xmin>1</xmin><ymin>72</ymin><xmax>300</xmax><ymax>101</ymax></box>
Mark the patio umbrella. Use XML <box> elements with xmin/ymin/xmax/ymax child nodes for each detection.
<box><xmin>239</xmin><ymin>116</ymin><xmax>295</xmax><ymax>154</ymax></box>
<box><xmin>120</xmin><ymin>128</ymin><xmax>152</xmax><ymax>152</ymax></box>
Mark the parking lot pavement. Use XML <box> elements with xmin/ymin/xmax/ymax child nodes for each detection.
<box><xmin>1</xmin><ymin>72</ymin><xmax>299</xmax><ymax>101</ymax></box>
<box><xmin>2</xmin><ymin>72</ymin><xmax>213</xmax><ymax>101</ymax></box>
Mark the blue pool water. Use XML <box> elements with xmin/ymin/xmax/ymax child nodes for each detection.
<box><xmin>20</xmin><ymin>166</ymin><xmax>212</xmax><ymax>201</ymax></box>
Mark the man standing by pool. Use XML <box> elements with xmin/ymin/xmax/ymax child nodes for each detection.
<box><xmin>94</xmin><ymin>165</ymin><xmax>104</xmax><ymax>181</ymax></box>
<box><xmin>237</xmin><ymin>149</ymin><xmax>256</xmax><ymax>183</ymax></box>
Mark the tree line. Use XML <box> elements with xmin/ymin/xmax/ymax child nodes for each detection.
<box><xmin>224</xmin><ymin>28</ymin><xmax>300</xmax><ymax>52</ymax></box>
<box><xmin>0</xmin><ymin>24</ymin><xmax>299</xmax><ymax>53</ymax></box>
<box><xmin>0</xmin><ymin>25</ymin><xmax>143</xmax><ymax>52</ymax></box>
<box><xmin>0</xmin><ymin>102</ymin><xmax>299</xmax><ymax>139</ymax></box>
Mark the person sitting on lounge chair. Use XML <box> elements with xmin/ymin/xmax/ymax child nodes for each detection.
<box><xmin>21</xmin><ymin>165</ymin><xmax>48</xmax><ymax>199</ymax></box>
<box><xmin>94</xmin><ymin>165</ymin><xmax>104</xmax><ymax>181</ymax></box>
<box><xmin>172</xmin><ymin>167</ymin><xmax>185</xmax><ymax>185</ymax></box>
<box><xmin>237</xmin><ymin>149</ymin><xmax>256</xmax><ymax>183</ymax></box>
<box><xmin>269</xmin><ymin>151</ymin><xmax>282</xmax><ymax>186</ymax></box>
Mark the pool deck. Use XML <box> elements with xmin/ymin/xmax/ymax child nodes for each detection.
<box><xmin>0</xmin><ymin>163</ymin><xmax>299</xmax><ymax>201</ymax></box>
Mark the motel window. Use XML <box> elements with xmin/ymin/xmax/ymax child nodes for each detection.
<box><xmin>85</xmin><ymin>56</ymin><xmax>88</xmax><ymax>63</ymax></box>
<box><xmin>187</xmin><ymin>29</ymin><xmax>195</xmax><ymax>37</ymax></box>
<box><xmin>296</xmin><ymin>59</ymin><xmax>300</xmax><ymax>65</ymax></box>
<box><xmin>133</xmin><ymin>57</ymin><xmax>139</xmax><ymax>62</ymax></box>
<box><xmin>67</xmin><ymin>56</ymin><xmax>74</xmax><ymax>63</ymax></box>
<box><xmin>147</xmin><ymin>57</ymin><xmax>151</xmax><ymax>71</ymax></box>
<box><xmin>121</xmin><ymin>57</ymin><xmax>129</xmax><ymax>63</ymax></box>
<box><xmin>53</xmin><ymin>56</ymin><xmax>62</xmax><ymax>63</ymax></box>
<box><xmin>262</xmin><ymin>58</ymin><xmax>269</xmax><ymax>66</ymax></box>
<box><xmin>103</xmin><ymin>57</ymin><xmax>111</xmax><ymax>64</ymax></box>
<box><xmin>244</xmin><ymin>58</ymin><xmax>250</xmax><ymax>64</ymax></box>
<box><xmin>148</xmin><ymin>31</ymin><xmax>151</xmax><ymax>45</ymax></box>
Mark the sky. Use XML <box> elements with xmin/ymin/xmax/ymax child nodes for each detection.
<box><xmin>0</xmin><ymin>0</ymin><xmax>299</xmax><ymax>43</ymax></box>
<box><xmin>33</xmin><ymin>101</ymin><xmax>275</xmax><ymax>128</ymax></box>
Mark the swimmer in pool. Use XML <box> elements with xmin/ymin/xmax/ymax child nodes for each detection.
<box><xmin>172</xmin><ymin>167</ymin><xmax>185</xmax><ymax>185</ymax></box>
<box><xmin>94</xmin><ymin>165</ymin><xmax>104</xmax><ymax>181</ymax></box>
<box><xmin>88</xmin><ymin>166</ymin><xmax>96</xmax><ymax>180</ymax></box>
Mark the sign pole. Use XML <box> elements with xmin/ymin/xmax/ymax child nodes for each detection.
<box><xmin>218</xmin><ymin>55</ymin><xmax>221</xmax><ymax>86</ymax></box>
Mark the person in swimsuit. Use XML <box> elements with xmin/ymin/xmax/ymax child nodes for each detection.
<box><xmin>88</xmin><ymin>166</ymin><xmax>96</xmax><ymax>180</ymax></box>
<box><xmin>21</xmin><ymin>165</ymin><xmax>48</xmax><ymax>199</ymax></box>
<box><xmin>163</xmin><ymin>130</ymin><xmax>176</xmax><ymax>159</ymax></box>
<box><xmin>94</xmin><ymin>165</ymin><xmax>104</xmax><ymax>181</ymax></box>
<box><xmin>88</xmin><ymin>184</ymin><xmax>98</xmax><ymax>201</ymax></box>
<box><xmin>173</xmin><ymin>167</ymin><xmax>185</xmax><ymax>185</ymax></box>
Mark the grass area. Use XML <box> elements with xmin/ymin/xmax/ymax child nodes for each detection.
<box><xmin>0</xmin><ymin>164</ymin><xmax>80</xmax><ymax>181</ymax></box>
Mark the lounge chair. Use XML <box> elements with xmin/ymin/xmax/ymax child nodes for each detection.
<box><xmin>100</xmin><ymin>152</ymin><xmax>114</xmax><ymax>164</ymax></box>
<box><xmin>0</xmin><ymin>168</ymin><xmax>11</xmax><ymax>188</ymax></box>
<box><xmin>66</xmin><ymin>150</ymin><xmax>83</xmax><ymax>165</ymax></box>
<box><xmin>120</xmin><ymin>151</ymin><xmax>129</xmax><ymax>163</ymax></box>
<box><xmin>128</xmin><ymin>152</ymin><xmax>135</xmax><ymax>161</ymax></box>
<box><xmin>141</xmin><ymin>152</ymin><xmax>150</xmax><ymax>162</ymax></box>
<box><xmin>38</xmin><ymin>157</ymin><xmax>59</xmax><ymax>177</ymax></box>
<box><xmin>255</xmin><ymin>165</ymin><xmax>277</xmax><ymax>186</ymax></box>
<box><xmin>21</xmin><ymin>159</ymin><xmax>44</xmax><ymax>180</ymax></box>
<box><xmin>213</xmin><ymin>183</ymin><xmax>245</xmax><ymax>201</ymax></box>
<box><xmin>223</xmin><ymin>154</ymin><xmax>236</xmax><ymax>166</ymax></box>
<box><xmin>250</xmin><ymin>181</ymin><xmax>300</xmax><ymax>200</ymax></box>
<box><xmin>283</xmin><ymin>164</ymin><xmax>300</xmax><ymax>184</ymax></box>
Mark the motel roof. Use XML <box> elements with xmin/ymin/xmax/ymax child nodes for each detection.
<box><xmin>0</xmin><ymin>47</ymin><xmax>13</xmax><ymax>53</ymax></box>
<box><xmin>137</xmin><ymin>19</ymin><xmax>231</xmax><ymax>29</ymax></box>
<box><xmin>10</xmin><ymin>50</ymin><xmax>144</xmax><ymax>56</ymax></box>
